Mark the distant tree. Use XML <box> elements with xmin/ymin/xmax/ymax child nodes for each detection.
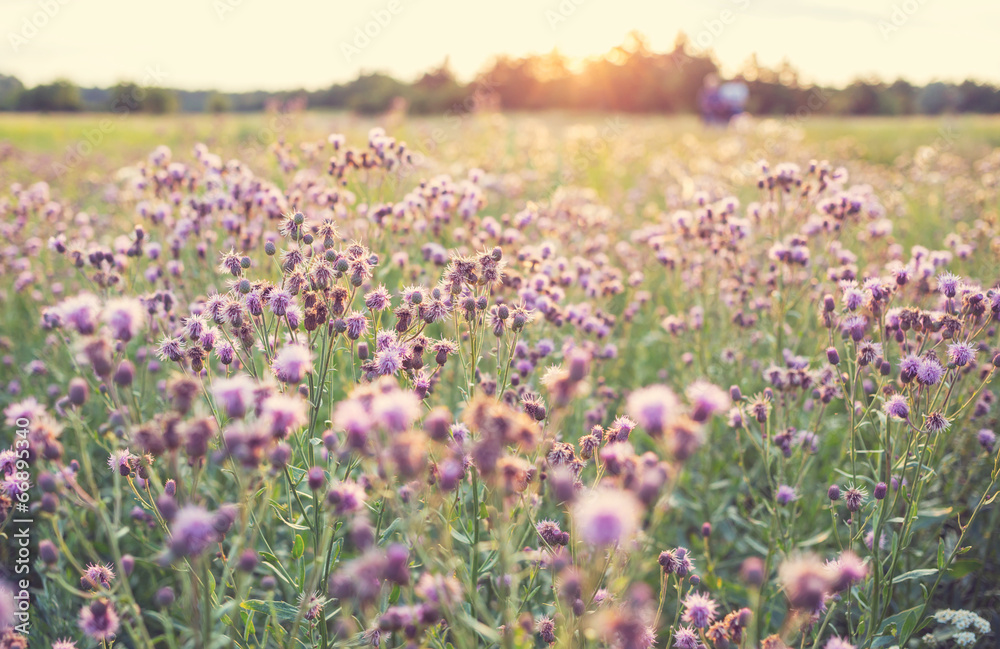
<box><xmin>918</xmin><ymin>82</ymin><xmax>955</xmax><ymax>115</ymax></box>
<box><xmin>409</xmin><ymin>59</ymin><xmax>470</xmax><ymax>114</ymax></box>
<box><xmin>109</xmin><ymin>82</ymin><xmax>177</xmax><ymax>114</ymax></box>
<box><xmin>956</xmin><ymin>80</ymin><xmax>1000</xmax><ymax>113</ymax></box>
<box><xmin>5</xmin><ymin>31</ymin><xmax>1000</xmax><ymax>116</ymax></box>
<box><xmin>845</xmin><ymin>81</ymin><xmax>882</xmax><ymax>115</ymax></box>
<box><xmin>342</xmin><ymin>73</ymin><xmax>408</xmax><ymax>114</ymax></box>
<box><xmin>205</xmin><ymin>92</ymin><xmax>231</xmax><ymax>113</ymax></box>
<box><xmin>143</xmin><ymin>88</ymin><xmax>178</xmax><ymax>114</ymax></box>
<box><xmin>885</xmin><ymin>79</ymin><xmax>917</xmax><ymax>115</ymax></box>
<box><xmin>0</xmin><ymin>74</ymin><xmax>24</xmax><ymax>110</ymax></box>
<box><xmin>16</xmin><ymin>79</ymin><xmax>82</xmax><ymax>111</ymax></box>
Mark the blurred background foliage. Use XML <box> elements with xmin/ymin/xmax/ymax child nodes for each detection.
<box><xmin>3</xmin><ymin>32</ymin><xmax>1000</xmax><ymax>116</ymax></box>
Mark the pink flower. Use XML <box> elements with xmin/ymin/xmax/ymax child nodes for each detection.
<box><xmin>103</xmin><ymin>297</ymin><xmax>145</xmax><ymax>341</ymax></box>
<box><xmin>572</xmin><ymin>488</ymin><xmax>641</xmax><ymax>547</ymax></box>
<box><xmin>627</xmin><ymin>385</ymin><xmax>680</xmax><ymax>435</ymax></box>
<box><xmin>272</xmin><ymin>344</ymin><xmax>313</xmax><ymax>383</ymax></box>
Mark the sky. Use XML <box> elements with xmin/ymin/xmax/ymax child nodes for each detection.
<box><xmin>1</xmin><ymin>0</ymin><xmax>997</xmax><ymax>92</ymax></box>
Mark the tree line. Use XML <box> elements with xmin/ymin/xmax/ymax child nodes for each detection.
<box><xmin>2</xmin><ymin>33</ymin><xmax>998</xmax><ymax>116</ymax></box>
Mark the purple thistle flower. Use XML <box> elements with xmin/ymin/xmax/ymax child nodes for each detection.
<box><xmin>899</xmin><ymin>354</ymin><xmax>921</xmax><ymax>383</ymax></box>
<box><xmin>372</xmin><ymin>388</ymin><xmax>421</xmax><ymax>432</ymax></box>
<box><xmin>272</xmin><ymin>344</ymin><xmax>313</xmax><ymax>383</ymax></box>
<box><xmin>916</xmin><ymin>357</ymin><xmax>944</xmax><ymax>385</ymax></box>
<box><xmin>268</xmin><ymin>289</ymin><xmax>293</xmax><ymax>316</ymax></box>
<box><xmin>686</xmin><ymin>381</ymin><xmax>731</xmax><ymax>422</ymax></box>
<box><xmin>923</xmin><ymin>411</ymin><xmax>950</xmax><ymax>433</ymax></box>
<box><xmin>627</xmin><ymin>384</ymin><xmax>680</xmax><ymax>436</ymax></box>
<box><xmin>261</xmin><ymin>394</ymin><xmax>308</xmax><ymax>437</ymax></box>
<box><xmin>883</xmin><ymin>394</ymin><xmax>909</xmax><ymax>420</ymax></box>
<box><xmin>672</xmin><ymin>625</ymin><xmax>700</xmax><ymax>649</ymax></box>
<box><xmin>535</xmin><ymin>520</ymin><xmax>569</xmax><ymax>546</ymax></box>
<box><xmin>844</xmin><ymin>486</ymin><xmax>866</xmax><ymax>511</ymax></box>
<box><xmin>59</xmin><ymin>294</ymin><xmax>101</xmax><ymax>335</ymax></box>
<box><xmin>374</xmin><ymin>345</ymin><xmax>405</xmax><ymax>376</ymax></box>
<box><xmin>168</xmin><ymin>506</ymin><xmax>218</xmax><ymax>558</ymax></box>
<box><xmin>365</xmin><ymin>285</ymin><xmax>392</xmax><ymax>312</ymax></box>
<box><xmin>2</xmin><ymin>473</ymin><xmax>29</xmax><ymax>498</ymax></box>
<box><xmin>937</xmin><ymin>272</ymin><xmax>960</xmax><ymax>298</ymax></box>
<box><xmin>215</xmin><ymin>341</ymin><xmax>236</xmax><ymax>365</ymax></box>
<box><xmin>244</xmin><ymin>290</ymin><xmax>264</xmax><ymax>316</ymax></box>
<box><xmin>82</xmin><ymin>563</ymin><xmax>115</xmax><ymax>589</ymax></box>
<box><xmin>212</xmin><ymin>375</ymin><xmax>256</xmax><ymax>419</ymax></box>
<box><xmin>840</xmin><ymin>281</ymin><xmax>865</xmax><ymax>311</ymax></box>
<box><xmin>573</xmin><ymin>488</ymin><xmax>641</xmax><ymax>547</ymax></box>
<box><xmin>681</xmin><ymin>591</ymin><xmax>718</xmax><ymax>628</ymax></box>
<box><xmin>326</xmin><ymin>480</ymin><xmax>367</xmax><ymax>515</ymax></box>
<box><xmin>0</xmin><ymin>449</ymin><xmax>16</xmax><ymax>476</ymax></box>
<box><xmin>156</xmin><ymin>336</ymin><xmax>185</xmax><ymax>362</ymax></box>
<box><xmin>107</xmin><ymin>449</ymin><xmax>137</xmax><ymax>476</ymax></box>
<box><xmin>830</xmin><ymin>551</ymin><xmax>867</xmax><ymax>591</ymax></box>
<box><xmin>776</xmin><ymin>484</ymin><xmax>798</xmax><ymax>505</ymax></box>
<box><xmin>183</xmin><ymin>314</ymin><xmax>208</xmax><ymax>341</ymax></box>
<box><xmin>856</xmin><ymin>340</ymin><xmax>883</xmax><ymax>367</ymax></box>
<box><xmin>78</xmin><ymin>599</ymin><xmax>119</xmax><ymax>641</ymax></box>
<box><xmin>205</xmin><ymin>293</ymin><xmax>227</xmax><ymax>323</ymax></box>
<box><xmin>345</xmin><ymin>311</ymin><xmax>369</xmax><ymax>339</ymax></box>
<box><xmin>947</xmin><ymin>341</ymin><xmax>976</xmax><ymax>367</ymax></box>
<box><xmin>658</xmin><ymin>547</ymin><xmax>695</xmax><ymax>576</ymax></box>
<box><xmin>103</xmin><ymin>298</ymin><xmax>145</xmax><ymax>341</ymax></box>
<box><xmin>840</xmin><ymin>315</ymin><xmax>868</xmax><ymax>342</ymax></box>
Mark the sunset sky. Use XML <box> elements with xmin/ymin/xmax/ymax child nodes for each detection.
<box><xmin>2</xmin><ymin>0</ymin><xmax>996</xmax><ymax>91</ymax></box>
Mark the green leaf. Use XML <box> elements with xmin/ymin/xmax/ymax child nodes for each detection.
<box><xmin>900</xmin><ymin>608</ymin><xmax>918</xmax><ymax>640</ymax></box>
<box><xmin>892</xmin><ymin>568</ymin><xmax>937</xmax><ymax>584</ymax></box>
<box><xmin>948</xmin><ymin>559</ymin><xmax>979</xmax><ymax>578</ymax></box>
<box><xmin>379</xmin><ymin>519</ymin><xmax>403</xmax><ymax>545</ymax></box>
<box><xmin>917</xmin><ymin>506</ymin><xmax>952</xmax><ymax>518</ymax></box>
<box><xmin>389</xmin><ymin>584</ymin><xmax>401</xmax><ymax>604</ymax></box>
<box><xmin>241</xmin><ymin>599</ymin><xmax>301</xmax><ymax>622</ymax></box>
<box><xmin>797</xmin><ymin>529</ymin><xmax>831</xmax><ymax>548</ymax></box>
<box><xmin>292</xmin><ymin>534</ymin><xmax>305</xmax><ymax>559</ymax></box>
<box><xmin>878</xmin><ymin>605</ymin><xmax>921</xmax><ymax>635</ymax></box>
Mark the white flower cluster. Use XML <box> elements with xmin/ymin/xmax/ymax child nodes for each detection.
<box><xmin>933</xmin><ymin>609</ymin><xmax>991</xmax><ymax>635</ymax></box>
<box><xmin>930</xmin><ymin>609</ymin><xmax>992</xmax><ymax>647</ymax></box>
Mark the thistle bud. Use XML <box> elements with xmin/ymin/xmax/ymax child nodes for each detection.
<box><xmin>826</xmin><ymin>347</ymin><xmax>840</xmax><ymax>365</ymax></box>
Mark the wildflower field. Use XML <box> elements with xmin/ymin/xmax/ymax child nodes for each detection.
<box><xmin>1</xmin><ymin>111</ymin><xmax>999</xmax><ymax>649</ymax></box>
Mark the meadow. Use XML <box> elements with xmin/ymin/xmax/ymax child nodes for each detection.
<box><xmin>0</xmin><ymin>110</ymin><xmax>998</xmax><ymax>649</ymax></box>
